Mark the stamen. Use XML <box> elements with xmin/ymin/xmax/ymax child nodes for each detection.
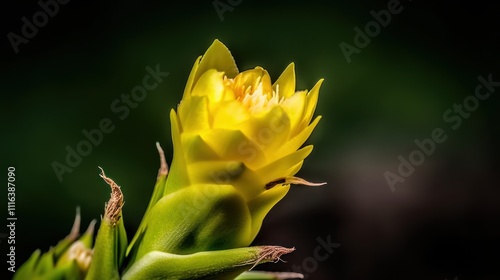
<box><xmin>227</xmin><ymin>74</ymin><xmax>285</xmax><ymax>114</ymax></box>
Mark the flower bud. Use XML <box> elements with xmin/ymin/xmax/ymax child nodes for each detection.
<box><xmin>128</xmin><ymin>40</ymin><xmax>324</xmax><ymax>262</ymax></box>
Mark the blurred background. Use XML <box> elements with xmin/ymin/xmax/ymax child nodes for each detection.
<box><xmin>2</xmin><ymin>0</ymin><xmax>499</xmax><ymax>279</ymax></box>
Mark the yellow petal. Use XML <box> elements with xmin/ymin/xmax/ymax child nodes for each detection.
<box><xmin>186</xmin><ymin>161</ymin><xmax>266</xmax><ymax>200</ymax></box>
<box><xmin>301</xmin><ymin>79</ymin><xmax>323</xmax><ymax>128</ymax></box>
<box><xmin>256</xmin><ymin>145</ymin><xmax>313</xmax><ymax>184</ymax></box>
<box><xmin>191</xmin><ymin>69</ymin><xmax>226</xmax><ymax>104</ymax></box>
<box><xmin>247</xmin><ymin>185</ymin><xmax>290</xmax><ymax>240</ymax></box>
<box><xmin>186</xmin><ymin>160</ymin><xmax>246</xmax><ymax>186</ymax></box>
<box><xmin>280</xmin><ymin>90</ymin><xmax>307</xmax><ymax>135</ymax></box>
<box><xmin>182</xmin><ymin>56</ymin><xmax>202</xmax><ymax>99</ymax></box>
<box><xmin>178</xmin><ymin>96</ymin><xmax>210</xmax><ymax>133</ymax></box>
<box><xmin>213</xmin><ymin>100</ymin><xmax>250</xmax><ymax>129</ymax></box>
<box><xmin>238</xmin><ymin>106</ymin><xmax>291</xmax><ymax>163</ymax></box>
<box><xmin>199</xmin><ymin>129</ymin><xmax>262</xmax><ymax>162</ymax></box>
<box><xmin>194</xmin><ymin>39</ymin><xmax>239</xmax><ymax>86</ymax></box>
<box><xmin>274</xmin><ymin>116</ymin><xmax>321</xmax><ymax>159</ymax></box>
<box><xmin>164</xmin><ymin>110</ymin><xmax>190</xmax><ymax>195</ymax></box>
<box><xmin>170</xmin><ymin>109</ymin><xmax>183</xmax><ymax>155</ymax></box>
<box><xmin>283</xmin><ymin>161</ymin><xmax>304</xmax><ymax>177</ymax></box>
<box><xmin>233</xmin><ymin>67</ymin><xmax>273</xmax><ymax>97</ymax></box>
<box><xmin>181</xmin><ymin>133</ymin><xmax>220</xmax><ymax>162</ymax></box>
<box><xmin>272</xmin><ymin>63</ymin><xmax>295</xmax><ymax>98</ymax></box>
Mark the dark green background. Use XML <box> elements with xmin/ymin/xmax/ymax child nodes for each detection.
<box><xmin>2</xmin><ymin>0</ymin><xmax>499</xmax><ymax>279</ymax></box>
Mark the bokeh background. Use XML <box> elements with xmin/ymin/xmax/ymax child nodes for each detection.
<box><xmin>2</xmin><ymin>0</ymin><xmax>499</xmax><ymax>279</ymax></box>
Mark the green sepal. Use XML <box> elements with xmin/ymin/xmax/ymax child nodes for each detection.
<box><xmin>13</xmin><ymin>243</ymin><xmax>88</xmax><ymax>280</ymax></box>
<box><xmin>85</xmin><ymin>215</ymin><xmax>122</xmax><ymax>280</ymax></box>
<box><xmin>14</xmin><ymin>255</ymin><xmax>80</xmax><ymax>280</ymax></box>
<box><xmin>14</xmin><ymin>209</ymin><xmax>92</xmax><ymax>280</ymax></box>
<box><xmin>13</xmin><ymin>250</ymin><xmax>41</xmax><ymax>279</ymax></box>
<box><xmin>127</xmin><ymin>166</ymin><xmax>167</xmax><ymax>256</ymax></box>
<box><xmin>131</xmin><ymin>184</ymin><xmax>252</xmax><ymax>264</ymax></box>
<box><xmin>127</xmin><ymin>142</ymin><xmax>169</xmax><ymax>257</ymax></box>
<box><xmin>56</xmin><ymin>220</ymin><xmax>96</xmax><ymax>269</ymax></box>
<box><xmin>122</xmin><ymin>246</ymin><xmax>295</xmax><ymax>280</ymax></box>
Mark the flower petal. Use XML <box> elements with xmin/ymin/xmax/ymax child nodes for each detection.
<box><xmin>238</xmin><ymin>106</ymin><xmax>291</xmax><ymax>166</ymax></box>
<box><xmin>182</xmin><ymin>56</ymin><xmax>201</xmax><ymax>99</ymax></box>
<box><xmin>233</xmin><ymin>67</ymin><xmax>273</xmax><ymax>96</ymax></box>
<box><xmin>199</xmin><ymin>129</ymin><xmax>264</xmax><ymax>162</ymax></box>
<box><xmin>280</xmin><ymin>90</ymin><xmax>307</xmax><ymax>135</ymax></box>
<box><xmin>186</xmin><ymin>160</ymin><xmax>271</xmax><ymax>200</ymax></box>
<box><xmin>272</xmin><ymin>63</ymin><xmax>296</xmax><ymax>98</ymax></box>
<box><xmin>191</xmin><ymin>69</ymin><xmax>227</xmax><ymax>104</ymax></box>
<box><xmin>164</xmin><ymin>110</ymin><xmax>190</xmax><ymax>195</ymax></box>
<box><xmin>213</xmin><ymin>100</ymin><xmax>250</xmax><ymax>129</ymax></box>
<box><xmin>301</xmin><ymin>79</ymin><xmax>323</xmax><ymax>128</ymax></box>
<box><xmin>178</xmin><ymin>96</ymin><xmax>210</xmax><ymax>133</ymax></box>
<box><xmin>194</xmin><ymin>39</ymin><xmax>239</xmax><ymax>86</ymax></box>
<box><xmin>247</xmin><ymin>185</ymin><xmax>290</xmax><ymax>240</ymax></box>
<box><xmin>283</xmin><ymin>161</ymin><xmax>304</xmax><ymax>177</ymax></box>
<box><xmin>256</xmin><ymin>145</ymin><xmax>313</xmax><ymax>184</ymax></box>
<box><xmin>186</xmin><ymin>160</ymin><xmax>246</xmax><ymax>186</ymax></box>
<box><xmin>181</xmin><ymin>133</ymin><xmax>220</xmax><ymax>162</ymax></box>
<box><xmin>273</xmin><ymin>116</ymin><xmax>321</xmax><ymax>159</ymax></box>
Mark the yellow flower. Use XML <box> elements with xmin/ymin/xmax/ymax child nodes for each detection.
<box><xmin>127</xmin><ymin>40</ymin><xmax>324</xmax><ymax>261</ymax></box>
<box><xmin>166</xmin><ymin>39</ymin><xmax>323</xmax><ymax>234</ymax></box>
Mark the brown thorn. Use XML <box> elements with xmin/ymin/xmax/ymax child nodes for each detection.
<box><xmin>285</xmin><ymin>176</ymin><xmax>327</xmax><ymax>187</ymax></box>
<box><xmin>265</xmin><ymin>176</ymin><xmax>326</xmax><ymax>190</ymax></box>
<box><xmin>239</xmin><ymin>246</ymin><xmax>295</xmax><ymax>271</ymax></box>
<box><xmin>85</xmin><ymin>219</ymin><xmax>97</xmax><ymax>236</ymax></box>
<box><xmin>98</xmin><ymin>166</ymin><xmax>124</xmax><ymax>225</ymax></box>
<box><xmin>68</xmin><ymin>206</ymin><xmax>81</xmax><ymax>241</ymax></box>
<box><xmin>156</xmin><ymin>142</ymin><xmax>169</xmax><ymax>178</ymax></box>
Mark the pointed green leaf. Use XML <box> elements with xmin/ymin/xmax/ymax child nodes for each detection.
<box><xmin>85</xmin><ymin>168</ymin><xmax>127</xmax><ymax>280</ymax></box>
<box><xmin>123</xmin><ymin>246</ymin><xmax>295</xmax><ymax>280</ymax></box>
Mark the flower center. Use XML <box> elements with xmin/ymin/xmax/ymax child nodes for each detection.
<box><xmin>224</xmin><ymin>76</ymin><xmax>283</xmax><ymax>114</ymax></box>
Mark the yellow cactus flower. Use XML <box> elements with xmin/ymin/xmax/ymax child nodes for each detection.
<box><xmin>167</xmin><ymin>39</ymin><xmax>323</xmax><ymax>234</ymax></box>
<box><xmin>169</xmin><ymin>40</ymin><xmax>322</xmax><ymax>194</ymax></box>
<box><xmin>127</xmin><ymin>39</ymin><xmax>324</xmax><ymax>263</ymax></box>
